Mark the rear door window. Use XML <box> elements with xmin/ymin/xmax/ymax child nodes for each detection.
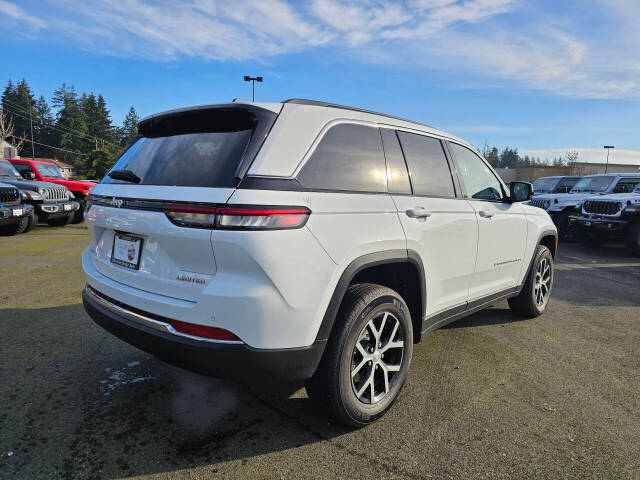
<box><xmin>296</xmin><ymin>123</ymin><xmax>387</xmax><ymax>193</ymax></box>
<box><xmin>396</xmin><ymin>132</ymin><xmax>455</xmax><ymax>197</ymax></box>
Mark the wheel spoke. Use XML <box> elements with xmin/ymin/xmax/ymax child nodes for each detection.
<box><xmin>356</xmin><ymin>370</ymin><xmax>373</xmax><ymax>399</ymax></box>
<box><xmin>355</xmin><ymin>342</ymin><xmax>368</xmax><ymax>358</ymax></box>
<box><xmin>382</xmin><ymin>367</ymin><xmax>389</xmax><ymax>393</ymax></box>
<box><xmin>378</xmin><ymin>312</ymin><xmax>388</xmax><ymax>339</ymax></box>
<box><xmin>383</xmin><ymin>362</ymin><xmax>401</xmax><ymax>372</ymax></box>
<box><xmin>381</xmin><ymin>340</ymin><xmax>403</xmax><ymax>353</ymax></box>
<box><xmin>367</xmin><ymin>319</ymin><xmax>380</xmax><ymax>343</ymax></box>
<box><xmin>351</xmin><ymin>358</ymin><xmax>368</xmax><ymax>378</ymax></box>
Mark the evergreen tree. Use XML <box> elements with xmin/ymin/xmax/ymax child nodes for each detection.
<box><xmin>53</xmin><ymin>83</ymin><xmax>89</xmax><ymax>167</ymax></box>
<box><xmin>33</xmin><ymin>95</ymin><xmax>55</xmax><ymax>158</ymax></box>
<box><xmin>120</xmin><ymin>106</ymin><xmax>140</xmax><ymax>149</ymax></box>
<box><xmin>484</xmin><ymin>146</ymin><xmax>500</xmax><ymax>166</ymax></box>
<box><xmin>499</xmin><ymin>147</ymin><xmax>520</xmax><ymax>169</ymax></box>
<box><xmin>1</xmin><ymin>79</ymin><xmax>37</xmax><ymax>157</ymax></box>
<box><xmin>86</xmin><ymin>149</ymin><xmax>115</xmax><ymax>178</ymax></box>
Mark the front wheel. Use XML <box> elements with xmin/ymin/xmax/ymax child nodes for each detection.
<box><xmin>71</xmin><ymin>198</ymin><xmax>85</xmax><ymax>224</ymax></box>
<box><xmin>305</xmin><ymin>283</ymin><xmax>413</xmax><ymax>427</ymax></box>
<box><xmin>508</xmin><ymin>245</ymin><xmax>554</xmax><ymax>318</ymax></box>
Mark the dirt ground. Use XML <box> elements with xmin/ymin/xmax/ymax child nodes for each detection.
<box><xmin>1</xmin><ymin>224</ymin><xmax>639</xmax><ymax>479</ymax></box>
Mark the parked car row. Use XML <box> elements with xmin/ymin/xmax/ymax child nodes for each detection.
<box><xmin>530</xmin><ymin>173</ymin><xmax>640</xmax><ymax>255</ymax></box>
<box><xmin>0</xmin><ymin>158</ymin><xmax>95</xmax><ymax>235</ymax></box>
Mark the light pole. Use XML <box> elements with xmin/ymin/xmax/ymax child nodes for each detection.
<box><xmin>243</xmin><ymin>76</ymin><xmax>263</xmax><ymax>102</ymax></box>
<box><xmin>604</xmin><ymin>145</ymin><xmax>614</xmax><ymax>173</ymax></box>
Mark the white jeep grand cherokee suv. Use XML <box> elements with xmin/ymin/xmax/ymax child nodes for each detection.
<box><xmin>82</xmin><ymin>99</ymin><xmax>557</xmax><ymax>426</ymax></box>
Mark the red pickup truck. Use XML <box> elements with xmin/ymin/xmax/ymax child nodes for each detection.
<box><xmin>8</xmin><ymin>158</ymin><xmax>95</xmax><ymax>223</ymax></box>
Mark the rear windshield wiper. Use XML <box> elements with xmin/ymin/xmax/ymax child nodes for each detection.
<box><xmin>108</xmin><ymin>169</ymin><xmax>141</xmax><ymax>184</ymax></box>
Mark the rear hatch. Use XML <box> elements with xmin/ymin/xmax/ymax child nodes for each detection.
<box><xmin>85</xmin><ymin>104</ymin><xmax>279</xmax><ymax>301</ymax></box>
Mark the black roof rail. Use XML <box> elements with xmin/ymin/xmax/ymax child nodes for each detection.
<box><xmin>282</xmin><ymin>98</ymin><xmax>434</xmax><ymax>129</ymax></box>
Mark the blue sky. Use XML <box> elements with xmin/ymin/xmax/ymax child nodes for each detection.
<box><xmin>1</xmin><ymin>0</ymin><xmax>639</xmax><ymax>157</ymax></box>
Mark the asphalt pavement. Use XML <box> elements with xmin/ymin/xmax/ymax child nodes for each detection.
<box><xmin>1</xmin><ymin>225</ymin><xmax>639</xmax><ymax>479</ymax></box>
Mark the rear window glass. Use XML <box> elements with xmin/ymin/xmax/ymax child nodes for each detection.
<box><xmin>296</xmin><ymin>123</ymin><xmax>387</xmax><ymax>193</ymax></box>
<box><xmin>103</xmin><ymin>109</ymin><xmax>258</xmax><ymax>188</ymax></box>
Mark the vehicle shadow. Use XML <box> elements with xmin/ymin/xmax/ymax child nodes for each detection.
<box><xmin>442</xmin><ymin>306</ymin><xmax>523</xmax><ymax>329</ymax></box>
<box><xmin>0</xmin><ymin>304</ymin><xmax>349</xmax><ymax>479</ymax></box>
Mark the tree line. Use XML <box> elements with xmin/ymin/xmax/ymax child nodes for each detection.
<box><xmin>481</xmin><ymin>145</ymin><xmax>579</xmax><ymax>169</ymax></box>
<box><xmin>0</xmin><ymin>78</ymin><xmax>140</xmax><ymax>177</ymax></box>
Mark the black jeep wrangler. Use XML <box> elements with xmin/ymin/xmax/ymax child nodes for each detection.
<box><xmin>0</xmin><ymin>159</ymin><xmax>78</xmax><ymax>226</ymax></box>
<box><xmin>0</xmin><ymin>181</ymin><xmax>34</xmax><ymax>235</ymax></box>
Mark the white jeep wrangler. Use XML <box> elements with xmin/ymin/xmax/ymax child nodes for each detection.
<box><xmin>530</xmin><ymin>173</ymin><xmax>640</xmax><ymax>240</ymax></box>
<box><xmin>82</xmin><ymin>99</ymin><xmax>557</xmax><ymax>426</ymax></box>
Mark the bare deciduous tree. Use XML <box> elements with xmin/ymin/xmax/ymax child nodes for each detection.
<box><xmin>0</xmin><ymin>110</ymin><xmax>25</xmax><ymax>154</ymax></box>
<box><xmin>566</xmin><ymin>149</ymin><xmax>579</xmax><ymax>174</ymax></box>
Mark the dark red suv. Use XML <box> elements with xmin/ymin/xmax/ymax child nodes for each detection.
<box><xmin>8</xmin><ymin>158</ymin><xmax>95</xmax><ymax>223</ymax></box>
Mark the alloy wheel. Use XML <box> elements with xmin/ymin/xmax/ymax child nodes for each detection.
<box><xmin>350</xmin><ymin>311</ymin><xmax>405</xmax><ymax>404</ymax></box>
<box><xmin>534</xmin><ymin>257</ymin><xmax>551</xmax><ymax>308</ymax></box>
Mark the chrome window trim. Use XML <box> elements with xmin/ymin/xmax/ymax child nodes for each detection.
<box><xmin>85</xmin><ymin>286</ymin><xmax>244</xmax><ymax>345</ymax></box>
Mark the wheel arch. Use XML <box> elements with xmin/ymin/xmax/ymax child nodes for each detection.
<box><xmin>315</xmin><ymin>250</ymin><xmax>426</xmax><ymax>345</ymax></box>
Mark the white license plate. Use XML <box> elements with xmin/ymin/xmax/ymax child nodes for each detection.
<box><xmin>12</xmin><ymin>208</ymin><xmax>23</xmax><ymax>216</ymax></box>
<box><xmin>63</xmin><ymin>204</ymin><xmax>72</xmax><ymax>211</ymax></box>
<box><xmin>111</xmin><ymin>233</ymin><xmax>143</xmax><ymax>270</ymax></box>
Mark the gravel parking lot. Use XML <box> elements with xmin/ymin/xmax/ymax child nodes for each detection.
<box><xmin>1</xmin><ymin>225</ymin><xmax>639</xmax><ymax>479</ymax></box>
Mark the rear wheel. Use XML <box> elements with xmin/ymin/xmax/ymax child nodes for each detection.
<box><xmin>46</xmin><ymin>214</ymin><xmax>72</xmax><ymax>227</ymax></box>
<box><xmin>508</xmin><ymin>245</ymin><xmax>554</xmax><ymax>318</ymax></box>
<box><xmin>625</xmin><ymin>221</ymin><xmax>640</xmax><ymax>256</ymax></box>
<box><xmin>306</xmin><ymin>283</ymin><xmax>413</xmax><ymax>427</ymax></box>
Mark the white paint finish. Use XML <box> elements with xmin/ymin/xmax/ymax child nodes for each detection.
<box><xmin>90</xmin><ymin>183</ymin><xmax>235</xmax><ymax>203</ymax></box>
<box><xmin>518</xmin><ymin>207</ymin><xmax>557</xmax><ymax>284</ymax></box>
<box><xmin>466</xmin><ymin>200</ymin><xmax>528</xmax><ymax>300</ymax></box>
<box><xmin>84</xmin><ymin>219</ymin><xmax>337</xmax><ymax>349</ymax></box>
<box><xmin>392</xmin><ymin>196</ymin><xmax>478</xmax><ymax>316</ymax></box>
<box><xmin>85</xmin><ymin>205</ymin><xmax>216</xmax><ymax>302</ymax></box>
<box><xmin>303</xmin><ymin>192</ymin><xmax>406</xmax><ymax>266</ymax></box>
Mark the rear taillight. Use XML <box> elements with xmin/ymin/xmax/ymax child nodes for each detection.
<box><xmin>164</xmin><ymin>205</ymin><xmax>310</xmax><ymax>230</ymax></box>
<box><xmin>168</xmin><ymin>319</ymin><xmax>241</xmax><ymax>342</ymax></box>
<box><xmin>164</xmin><ymin>204</ymin><xmax>217</xmax><ymax>229</ymax></box>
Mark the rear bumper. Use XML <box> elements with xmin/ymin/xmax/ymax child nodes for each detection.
<box><xmin>82</xmin><ymin>286</ymin><xmax>326</xmax><ymax>382</ymax></box>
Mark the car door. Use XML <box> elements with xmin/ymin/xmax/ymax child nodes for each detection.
<box><xmin>446</xmin><ymin>141</ymin><xmax>527</xmax><ymax>301</ymax></box>
<box><xmin>383</xmin><ymin>128</ymin><xmax>478</xmax><ymax>320</ymax></box>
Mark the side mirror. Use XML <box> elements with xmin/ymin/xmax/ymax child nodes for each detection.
<box><xmin>509</xmin><ymin>181</ymin><xmax>533</xmax><ymax>202</ymax></box>
<box><xmin>27</xmin><ymin>172</ymin><xmax>36</xmax><ymax>180</ymax></box>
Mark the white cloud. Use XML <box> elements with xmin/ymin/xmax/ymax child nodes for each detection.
<box><xmin>0</xmin><ymin>0</ymin><xmax>46</xmax><ymax>29</ymax></box>
<box><xmin>1</xmin><ymin>0</ymin><xmax>638</xmax><ymax>99</ymax></box>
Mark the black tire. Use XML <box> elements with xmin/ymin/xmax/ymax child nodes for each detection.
<box><xmin>71</xmin><ymin>198</ymin><xmax>85</xmax><ymax>224</ymax></box>
<box><xmin>25</xmin><ymin>213</ymin><xmax>36</xmax><ymax>232</ymax></box>
<box><xmin>625</xmin><ymin>221</ymin><xmax>640</xmax><ymax>256</ymax></box>
<box><xmin>554</xmin><ymin>211</ymin><xmax>573</xmax><ymax>242</ymax></box>
<box><xmin>508</xmin><ymin>245</ymin><xmax>554</xmax><ymax>318</ymax></box>
<box><xmin>305</xmin><ymin>283</ymin><xmax>413</xmax><ymax>427</ymax></box>
<box><xmin>45</xmin><ymin>214</ymin><xmax>72</xmax><ymax>227</ymax></box>
<box><xmin>0</xmin><ymin>218</ymin><xmax>23</xmax><ymax>236</ymax></box>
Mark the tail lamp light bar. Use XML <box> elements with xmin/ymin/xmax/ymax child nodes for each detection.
<box><xmin>164</xmin><ymin>204</ymin><xmax>311</xmax><ymax>230</ymax></box>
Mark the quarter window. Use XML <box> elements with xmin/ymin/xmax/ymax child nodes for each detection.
<box><xmin>380</xmin><ymin>129</ymin><xmax>411</xmax><ymax>194</ymax></box>
<box><xmin>396</xmin><ymin>132</ymin><xmax>455</xmax><ymax>197</ymax></box>
<box><xmin>449</xmin><ymin>143</ymin><xmax>504</xmax><ymax>201</ymax></box>
<box><xmin>297</xmin><ymin>123</ymin><xmax>387</xmax><ymax>193</ymax></box>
